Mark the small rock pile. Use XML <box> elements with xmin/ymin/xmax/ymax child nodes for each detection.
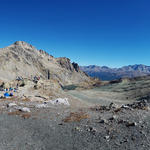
<box><xmin>91</xmin><ymin>100</ymin><xmax>149</xmax><ymax>113</ymax></box>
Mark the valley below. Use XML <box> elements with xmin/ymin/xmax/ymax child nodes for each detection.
<box><xmin>68</xmin><ymin>75</ymin><xmax>150</xmax><ymax>106</ymax></box>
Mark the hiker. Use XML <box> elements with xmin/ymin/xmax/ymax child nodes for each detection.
<box><xmin>9</xmin><ymin>93</ymin><xmax>13</xmax><ymax>97</ymax></box>
<box><xmin>9</xmin><ymin>87</ymin><xmax>13</xmax><ymax>91</ymax></box>
<box><xmin>16</xmin><ymin>83</ymin><xmax>19</xmax><ymax>88</ymax></box>
<box><xmin>34</xmin><ymin>76</ymin><xmax>36</xmax><ymax>81</ymax></box>
<box><xmin>33</xmin><ymin>76</ymin><xmax>39</xmax><ymax>84</ymax></box>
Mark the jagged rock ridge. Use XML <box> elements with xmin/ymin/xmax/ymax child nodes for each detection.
<box><xmin>0</xmin><ymin>41</ymin><xmax>91</xmax><ymax>85</ymax></box>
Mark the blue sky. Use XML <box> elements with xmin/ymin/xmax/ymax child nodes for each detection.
<box><xmin>0</xmin><ymin>0</ymin><xmax>150</xmax><ymax>67</ymax></box>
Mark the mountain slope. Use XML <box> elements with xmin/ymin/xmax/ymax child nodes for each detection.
<box><xmin>80</xmin><ymin>65</ymin><xmax>150</xmax><ymax>80</ymax></box>
<box><xmin>0</xmin><ymin>41</ymin><xmax>91</xmax><ymax>85</ymax></box>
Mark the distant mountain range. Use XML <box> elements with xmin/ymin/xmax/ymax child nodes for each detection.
<box><xmin>80</xmin><ymin>64</ymin><xmax>150</xmax><ymax>81</ymax></box>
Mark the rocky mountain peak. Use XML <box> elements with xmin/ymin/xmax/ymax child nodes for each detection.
<box><xmin>0</xmin><ymin>42</ymin><xmax>93</xmax><ymax>85</ymax></box>
<box><xmin>13</xmin><ymin>41</ymin><xmax>35</xmax><ymax>50</ymax></box>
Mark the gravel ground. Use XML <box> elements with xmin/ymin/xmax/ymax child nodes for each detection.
<box><xmin>0</xmin><ymin>101</ymin><xmax>150</xmax><ymax>150</ymax></box>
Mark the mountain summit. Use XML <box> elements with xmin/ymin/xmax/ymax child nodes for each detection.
<box><xmin>0</xmin><ymin>41</ymin><xmax>92</xmax><ymax>85</ymax></box>
<box><xmin>14</xmin><ymin>41</ymin><xmax>33</xmax><ymax>46</ymax></box>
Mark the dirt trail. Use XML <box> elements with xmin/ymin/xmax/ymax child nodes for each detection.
<box><xmin>67</xmin><ymin>88</ymin><xmax>134</xmax><ymax>106</ymax></box>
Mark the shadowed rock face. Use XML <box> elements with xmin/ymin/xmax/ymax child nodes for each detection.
<box><xmin>56</xmin><ymin>57</ymin><xmax>74</xmax><ymax>72</ymax></box>
<box><xmin>0</xmin><ymin>41</ymin><xmax>92</xmax><ymax>85</ymax></box>
<box><xmin>56</xmin><ymin>59</ymin><xmax>80</xmax><ymax>73</ymax></box>
<box><xmin>72</xmin><ymin>62</ymin><xmax>80</xmax><ymax>72</ymax></box>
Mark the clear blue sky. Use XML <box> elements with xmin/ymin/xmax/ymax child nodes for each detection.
<box><xmin>0</xmin><ymin>0</ymin><xmax>150</xmax><ymax>67</ymax></box>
